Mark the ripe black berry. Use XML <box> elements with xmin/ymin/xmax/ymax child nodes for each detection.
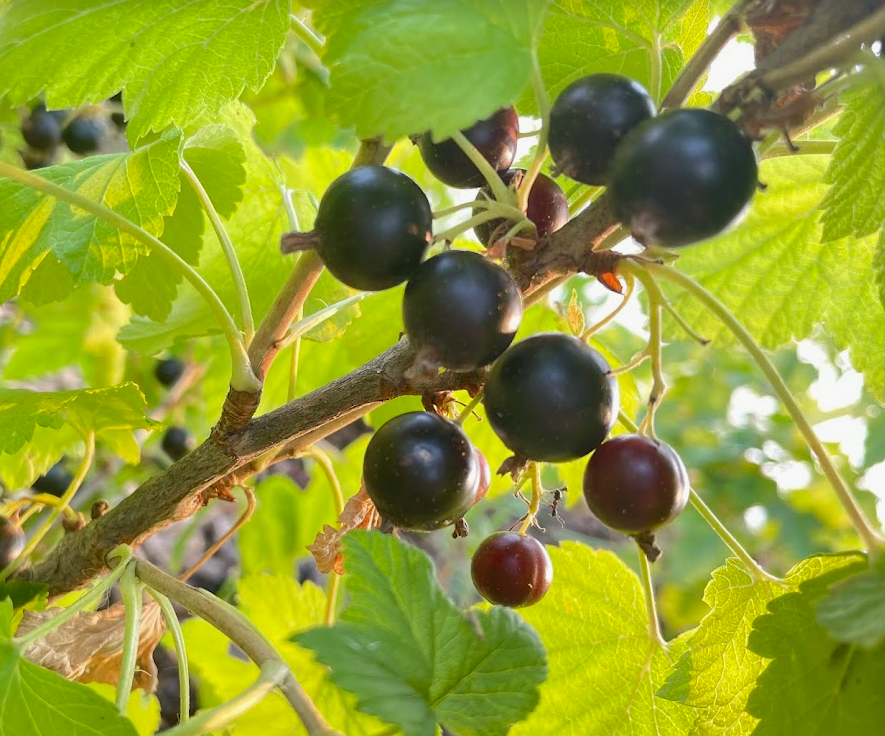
<box><xmin>608</xmin><ymin>108</ymin><xmax>758</xmax><ymax>247</ymax></box>
<box><xmin>471</xmin><ymin>532</ymin><xmax>552</xmax><ymax>607</ymax></box>
<box><xmin>21</xmin><ymin>104</ymin><xmax>62</xmax><ymax>151</ymax></box>
<box><xmin>403</xmin><ymin>250</ymin><xmax>523</xmax><ymax>370</ymax></box>
<box><xmin>474</xmin><ymin>170</ymin><xmax>568</xmax><ymax>247</ymax></box>
<box><xmin>155</xmin><ymin>358</ymin><xmax>185</xmax><ymax>388</ymax></box>
<box><xmin>363</xmin><ymin>412</ymin><xmax>480</xmax><ymax>531</ymax></box>
<box><xmin>483</xmin><ymin>333</ymin><xmax>618</xmax><ymax>462</ymax></box>
<box><xmin>161</xmin><ymin>427</ymin><xmax>193</xmax><ymax>462</ymax></box>
<box><xmin>62</xmin><ymin>117</ymin><xmax>103</xmax><ymax>155</ymax></box>
<box><xmin>291</xmin><ymin>166</ymin><xmax>432</xmax><ymax>291</ymax></box>
<box><xmin>549</xmin><ymin>73</ymin><xmax>655</xmax><ymax>186</ymax></box>
<box><xmin>582</xmin><ymin>434</ymin><xmax>689</xmax><ymax>535</ymax></box>
<box><xmin>418</xmin><ymin>107</ymin><xmax>519</xmax><ymax>188</ymax></box>
<box><xmin>0</xmin><ymin>517</ymin><xmax>25</xmax><ymax>569</ymax></box>
<box><xmin>32</xmin><ymin>460</ymin><xmax>73</xmax><ymax>496</ymax></box>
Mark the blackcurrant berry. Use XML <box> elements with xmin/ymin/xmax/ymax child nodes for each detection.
<box><xmin>161</xmin><ymin>427</ymin><xmax>194</xmax><ymax>462</ymax></box>
<box><xmin>608</xmin><ymin>108</ymin><xmax>758</xmax><ymax>247</ymax></box>
<box><xmin>403</xmin><ymin>250</ymin><xmax>523</xmax><ymax>370</ymax></box>
<box><xmin>62</xmin><ymin>117</ymin><xmax>103</xmax><ymax>155</ymax></box>
<box><xmin>417</xmin><ymin>107</ymin><xmax>519</xmax><ymax>188</ymax></box>
<box><xmin>291</xmin><ymin>166</ymin><xmax>432</xmax><ymax>291</ymax></box>
<box><xmin>0</xmin><ymin>516</ymin><xmax>25</xmax><ymax>569</ymax></box>
<box><xmin>471</xmin><ymin>532</ymin><xmax>552</xmax><ymax>607</ymax></box>
<box><xmin>21</xmin><ymin>104</ymin><xmax>62</xmax><ymax>151</ymax></box>
<box><xmin>483</xmin><ymin>333</ymin><xmax>618</xmax><ymax>462</ymax></box>
<box><xmin>582</xmin><ymin>434</ymin><xmax>689</xmax><ymax>535</ymax></box>
<box><xmin>473</xmin><ymin>169</ymin><xmax>568</xmax><ymax>247</ymax></box>
<box><xmin>155</xmin><ymin>358</ymin><xmax>185</xmax><ymax>388</ymax></box>
<box><xmin>363</xmin><ymin>412</ymin><xmax>480</xmax><ymax>531</ymax></box>
<box><xmin>549</xmin><ymin>73</ymin><xmax>655</xmax><ymax>186</ymax></box>
<box><xmin>473</xmin><ymin>448</ymin><xmax>492</xmax><ymax>505</ymax></box>
<box><xmin>32</xmin><ymin>460</ymin><xmax>73</xmax><ymax>497</ymax></box>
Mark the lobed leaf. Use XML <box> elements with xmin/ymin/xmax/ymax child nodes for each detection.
<box><xmin>295</xmin><ymin>531</ymin><xmax>547</xmax><ymax>736</ymax></box>
<box><xmin>816</xmin><ymin>555</ymin><xmax>885</xmax><ymax>649</ymax></box>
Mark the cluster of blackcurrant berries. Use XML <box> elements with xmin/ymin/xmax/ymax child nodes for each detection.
<box><xmin>154</xmin><ymin>357</ymin><xmax>195</xmax><ymax>462</ymax></box>
<box><xmin>19</xmin><ymin>95</ymin><xmax>124</xmax><ymax>170</ymax></box>
<box><xmin>547</xmin><ymin>73</ymin><xmax>758</xmax><ymax>247</ymax></box>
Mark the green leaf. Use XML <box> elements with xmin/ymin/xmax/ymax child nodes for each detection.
<box><xmin>820</xmin><ymin>84</ymin><xmax>885</xmax><ymax>242</ymax></box>
<box><xmin>183</xmin><ymin>124</ymin><xmax>248</xmax><ymax>218</ymax></box>
<box><xmin>0</xmin><ymin>0</ymin><xmax>289</xmax><ymax>143</ymax></box>
<box><xmin>87</xmin><ymin>685</ymin><xmax>161</xmax><ymax>736</ymax></box>
<box><xmin>295</xmin><ymin>531</ymin><xmax>547</xmax><ymax>736</ymax></box>
<box><xmin>306</xmin><ymin>0</ymin><xmax>549</xmax><ymax>140</ymax></box>
<box><xmin>0</xmin><ymin>581</ymin><xmax>48</xmax><ymax>612</ymax></box>
<box><xmin>0</xmin><ymin>132</ymin><xmax>181</xmax><ymax>303</ymax></box>
<box><xmin>510</xmin><ymin>542</ymin><xmax>694</xmax><ymax>736</ymax></box>
<box><xmin>529</xmin><ymin>0</ymin><xmax>709</xmax><ymax>112</ymax></box>
<box><xmin>0</xmin><ymin>383</ymin><xmax>156</xmax><ymax>460</ymax></box>
<box><xmin>181</xmin><ymin>574</ymin><xmax>388</xmax><ymax>736</ymax></box>
<box><xmin>303</xmin><ymin>270</ymin><xmax>364</xmax><ymax>343</ymax></box>
<box><xmin>658</xmin><ymin>553</ymin><xmax>864</xmax><ymax>735</ymax></box>
<box><xmin>0</xmin><ymin>641</ymin><xmax>139</xmax><ymax>736</ymax></box>
<box><xmin>668</xmin><ymin>155</ymin><xmax>885</xmax><ymax>401</ymax></box>
<box><xmin>816</xmin><ymin>556</ymin><xmax>885</xmax><ymax>649</ymax></box>
<box><xmin>746</xmin><ymin>556</ymin><xmax>885</xmax><ymax>734</ymax></box>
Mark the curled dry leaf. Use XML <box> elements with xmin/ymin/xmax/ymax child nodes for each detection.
<box><xmin>308</xmin><ymin>487</ymin><xmax>381</xmax><ymax>575</ymax></box>
<box><xmin>17</xmin><ymin>597</ymin><xmax>166</xmax><ymax>692</ymax></box>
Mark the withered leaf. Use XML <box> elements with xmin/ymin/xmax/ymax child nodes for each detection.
<box><xmin>308</xmin><ymin>487</ymin><xmax>380</xmax><ymax>575</ymax></box>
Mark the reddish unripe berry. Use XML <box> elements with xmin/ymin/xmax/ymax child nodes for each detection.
<box><xmin>471</xmin><ymin>532</ymin><xmax>553</xmax><ymax>607</ymax></box>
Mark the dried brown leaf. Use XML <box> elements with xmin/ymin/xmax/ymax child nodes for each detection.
<box><xmin>18</xmin><ymin>597</ymin><xmax>166</xmax><ymax>692</ymax></box>
<box><xmin>308</xmin><ymin>487</ymin><xmax>381</xmax><ymax>575</ymax></box>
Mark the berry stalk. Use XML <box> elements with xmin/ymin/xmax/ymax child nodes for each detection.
<box><xmin>147</xmin><ymin>589</ymin><xmax>191</xmax><ymax>724</ymax></box>
<box><xmin>635</xmin><ymin>261</ymin><xmax>885</xmax><ymax>553</ymax></box>
<box><xmin>115</xmin><ymin>561</ymin><xmax>144</xmax><ymax>713</ymax></box>
<box><xmin>637</xmin><ymin>546</ymin><xmax>668</xmax><ymax>651</ymax></box>
<box><xmin>517</xmin><ymin>61</ymin><xmax>552</xmax><ymax>214</ymax></box>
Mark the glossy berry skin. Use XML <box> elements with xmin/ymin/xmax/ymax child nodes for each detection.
<box><xmin>62</xmin><ymin>117</ymin><xmax>103</xmax><ymax>154</ymax></box>
<box><xmin>608</xmin><ymin>108</ymin><xmax>758</xmax><ymax>248</ymax></box>
<box><xmin>471</xmin><ymin>532</ymin><xmax>552</xmax><ymax>607</ymax></box>
<box><xmin>549</xmin><ymin>73</ymin><xmax>655</xmax><ymax>186</ymax></box>
<box><xmin>22</xmin><ymin>105</ymin><xmax>62</xmax><ymax>151</ymax></box>
<box><xmin>0</xmin><ymin>517</ymin><xmax>24</xmax><ymax>569</ymax></box>
<box><xmin>484</xmin><ymin>333</ymin><xmax>618</xmax><ymax>463</ymax></box>
<box><xmin>403</xmin><ymin>250</ymin><xmax>523</xmax><ymax>370</ymax></box>
<box><xmin>314</xmin><ymin>166</ymin><xmax>432</xmax><ymax>291</ymax></box>
<box><xmin>31</xmin><ymin>461</ymin><xmax>73</xmax><ymax>497</ymax></box>
<box><xmin>582</xmin><ymin>434</ymin><xmax>689</xmax><ymax>535</ymax></box>
<box><xmin>473</xmin><ymin>448</ymin><xmax>492</xmax><ymax>505</ymax></box>
<box><xmin>474</xmin><ymin>169</ymin><xmax>568</xmax><ymax>247</ymax></box>
<box><xmin>363</xmin><ymin>412</ymin><xmax>480</xmax><ymax>531</ymax></box>
<box><xmin>418</xmin><ymin>107</ymin><xmax>519</xmax><ymax>188</ymax></box>
<box><xmin>155</xmin><ymin>358</ymin><xmax>185</xmax><ymax>388</ymax></box>
<box><xmin>161</xmin><ymin>427</ymin><xmax>193</xmax><ymax>462</ymax></box>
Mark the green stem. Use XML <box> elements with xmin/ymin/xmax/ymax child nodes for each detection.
<box><xmin>134</xmin><ymin>559</ymin><xmax>337</xmax><ymax>735</ymax></box>
<box><xmin>0</xmin><ymin>162</ymin><xmax>257</xmax><ymax>392</ymax></box>
<box><xmin>451</xmin><ymin>131</ymin><xmax>512</xmax><ymax>204</ymax></box>
<box><xmin>147</xmin><ymin>589</ymin><xmax>190</xmax><ymax>723</ymax></box>
<box><xmin>764</xmin><ymin>140</ymin><xmax>837</xmax><ymax>159</ymax></box>
<box><xmin>568</xmin><ymin>185</ymin><xmax>601</xmax><ymax>216</ymax></box>
<box><xmin>433</xmin><ymin>205</ymin><xmax>533</xmax><ymax>244</ymax></box>
<box><xmin>637</xmin><ymin>546</ymin><xmax>668</xmax><ymax>650</ymax></box>
<box><xmin>518</xmin><ymin>62</ymin><xmax>551</xmax><ymax>213</ymax></box>
<box><xmin>181</xmin><ymin>160</ymin><xmax>254</xmax><ymax>344</ymax></box>
<box><xmin>116</xmin><ymin>562</ymin><xmax>143</xmax><ymax>713</ymax></box>
<box><xmin>289</xmin><ymin>14</ymin><xmax>325</xmax><ymax>56</ymax></box>
<box><xmin>161</xmin><ymin>661</ymin><xmax>289</xmax><ymax>736</ymax></box>
<box><xmin>288</xmin><ymin>319</ymin><xmax>302</xmax><ymax>403</ymax></box>
<box><xmin>455</xmin><ymin>390</ymin><xmax>484</xmax><ymax>426</ymax></box>
<box><xmin>581</xmin><ymin>274</ymin><xmax>635</xmax><ymax>341</ymax></box>
<box><xmin>15</xmin><ymin>545</ymin><xmax>133</xmax><ymax>649</ymax></box>
<box><xmin>517</xmin><ymin>463</ymin><xmax>544</xmax><ymax>535</ymax></box>
<box><xmin>647</xmin><ymin>34</ymin><xmax>663</xmax><ymax>105</ymax></box>
<box><xmin>0</xmin><ymin>432</ymin><xmax>95</xmax><ymax>582</ymax></box>
<box><xmin>639</xmin><ymin>262</ymin><xmax>885</xmax><ymax>552</ymax></box>
<box><xmin>689</xmin><ymin>489</ymin><xmax>786</xmax><ymax>585</ymax></box>
<box><xmin>324</xmin><ymin>574</ymin><xmax>341</xmax><ymax>628</ymax></box>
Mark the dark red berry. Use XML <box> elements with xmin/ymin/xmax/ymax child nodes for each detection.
<box><xmin>32</xmin><ymin>460</ymin><xmax>73</xmax><ymax>497</ymax></box>
<box><xmin>418</xmin><ymin>107</ymin><xmax>519</xmax><ymax>188</ymax></box>
<box><xmin>473</xmin><ymin>448</ymin><xmax>492</xmax><ymax>504</ymax></box>
<box><xmin>471</xmin><ymin>532</ymin><xmax>552</xmax><ymax>607</ymax></box>
<box><xmin>483</xmin><ymin>333</ymin><xmax>619</xmax><ymax>462</ymax></box>
<box><xmin>0</xmin><ymin>517</ymin><xmax>25</xmax><ymax>569</ymax></box>
<box><xmin>307</xmin><ymin>166</ymin><xmax>432</xmax><ymax>291</ymax></box>
<box><xmin>582</xmin><ymin>434</ymin><xmax>689</xmax><ymax>535</ymax></box>
<box><xmin>63</xmin><ymin>117</ymin><xmax>103</xmax><ymax>154</ymax></box>
<box><xmin>403</xmin><ymin>250</ymin><xmax>523</xmax><ymax>370</ymax></box>
<box><xmin>155</xmin><ymin>358</ymin><xmax>185</xmax><ymax>388</ymax></box>
<box><xmin>608</xmin><ymin>108</ymin><xmax>758</xmax><ymax>247</ymax></box>
<box><xmin>363</xmin><ymin>412</ymin><xmax>480</xmax><ymax>531</ymax></box>
<box><xmin>473</xmin><ymin>169</ymin><xmax>568</xmax><ymax>247</ymax></box>
<box><xmin>161</xmin><ymin>427</ymin><xmax>193</xmax><ymax>462</ymax></box>
<box><xmin>21</xmin><ymin>104</ymin><xmax>62</xmax><ymax>151</ymax></box>
<box><xmin>549</xmin><ymin>73</ymin><xmax>655</xmax><ymax>185</ymax></box>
